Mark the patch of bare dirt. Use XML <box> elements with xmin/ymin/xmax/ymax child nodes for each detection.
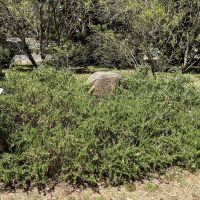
<box><xmin>0</xmin><ymin>169</ymin><xmax>200</xmax><ymax>200</ymax></box>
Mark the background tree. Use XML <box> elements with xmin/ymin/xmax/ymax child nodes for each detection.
<box><xmin>0</xmin><ymin>0</ymin><xmax>199</xmax><ymax>70</ymax></box>
<box><xmin>0</xmin><ymin>0</ymin><xmax>39</xmax><ymax>67</ymax></box>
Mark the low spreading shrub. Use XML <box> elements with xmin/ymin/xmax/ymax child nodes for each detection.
<box><xmin>0</xmin><ymin>67</ymin><xmax>199</xmax><ymax>188</ymax></box>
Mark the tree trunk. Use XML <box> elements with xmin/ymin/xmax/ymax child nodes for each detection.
<box><xmin>182</xmin><ymin>32</ymin><xmax>189</xmax><ymax>73</ymax></box>
<box><xmin>145</xmin><ymin>48</ymin><xmax>157</xmax><ymax>77</ymax></box>
<box><xmin>21</xmin><ymin>38</ymin><xmax>38</xmax><ymax>68</ymax></box>
<box><xmin>40</xmin><ymin>4</ymin><xmax>46</xmax><ymax>60</ymax></box>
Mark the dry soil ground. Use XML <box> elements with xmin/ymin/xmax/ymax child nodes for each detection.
<box><xmin>0</xmin><ymin>169</ymin><xmax>200</xmax><ymax>200</ymax></box>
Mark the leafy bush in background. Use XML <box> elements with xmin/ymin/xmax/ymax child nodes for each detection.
<box><xmin>84</xmin><ymin>31</ymin><xmax>136</xmax><ymax>68</ymax></box>
<box><xmin>0</xmin><ymin>67</ymin><xmax>200</xmax><ymax>188</ymax></box>
<box><xmin>45</xmin><ymin>31</ymin><xmax>136</xmax><ymax>69</ymax></box>
<box><xmin>0</xmin><ymin>46</ymin><xmax>10</xmax><ymax>76</ymax></box>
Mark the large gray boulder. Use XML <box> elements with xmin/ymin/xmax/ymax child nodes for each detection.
<box><xmin>25</xmin><ymin>38</ymin><xmax>39</xmax><ymax>52</ymax></box>
<box><xmin>11</xmin><ymin>54</ymin><xmax>42</xmax><ymax>66</ymax></box>
<box><xmin>1</xmin><ymin>36</ymin><xmax>41</xmax><ymax>67</ymax></box>
<box><xmin>11</xmin><ymin>54</ymin><xmax>52</xmax><ymax>66</ymax></box>
<box><xmin>87</xmin><ymin>71</ymin><xmax>122</xmax><ymax>97</ymax></box>
<box><xmin>6</xmin><ymin>37</ymin><xmax>39</xmax><ymax>55</ymax></box>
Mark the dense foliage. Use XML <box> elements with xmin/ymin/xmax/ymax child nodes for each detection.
<box><xmin>0</xmin><ymin>0</ymin><xmax>199</xmax><ymax>71</ymax></box>
<box><xmin>0</xmin><ymin>67</ymin><xmax>199</xmax><ymax>188</ymax></box>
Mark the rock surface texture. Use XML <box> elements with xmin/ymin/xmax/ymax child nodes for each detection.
<box><xmin>12</xmin><ymin>54</ymin><xmax>43</xmax><ymax>66</ymax></box>
<box><xmin>87</xmin><ymin>71</ymin><xmax>122</xmax><ymax>97</ymax></box>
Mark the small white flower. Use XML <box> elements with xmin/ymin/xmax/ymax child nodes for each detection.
<box><xmin>0</xmin><ymin>88</ymin><xmax>4</xmax><ymax>94</ymax></box>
